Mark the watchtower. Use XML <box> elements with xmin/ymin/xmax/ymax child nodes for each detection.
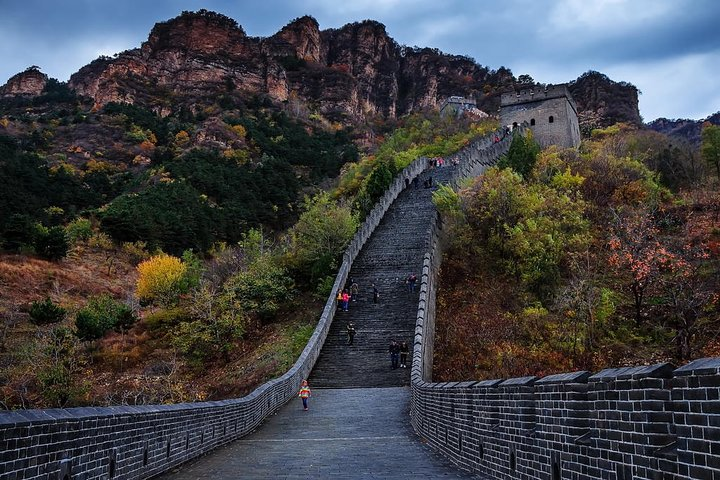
<box><xmin>500</xmin><ymin>84</ymin><xmax>580</xmax><ymax>148</ymax></box>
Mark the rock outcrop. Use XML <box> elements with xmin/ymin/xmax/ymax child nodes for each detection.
<box><xmin>568</xmin><ymin>71</ymin><xmax>642</xmax><ymax>131</ymax></box>
<box><xmin>63</xmin><ymin>11</ymin><xmax>507</xmax><ymax>122</ymax></box>
<box><xmin>0</xmin><ymin>67</ymin><xmax>48</xmax><ymax>97</ymax></box>
<box><xmin>3</xmin><ymin>10</ymin><xmax>640</xmax><ymax>128</ymax></box>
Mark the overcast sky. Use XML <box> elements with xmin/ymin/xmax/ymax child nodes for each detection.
<box><xmin>1</xmin><ymin>0</ymin><xmax>718</xmax><ymax>122</ymax></box>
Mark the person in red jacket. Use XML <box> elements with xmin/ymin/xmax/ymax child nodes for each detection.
<box><xmin>298</xmin><ymin>380</ymin><xmax>311</xmax><ymax>411</ymax></box>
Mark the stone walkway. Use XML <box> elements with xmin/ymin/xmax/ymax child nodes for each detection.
<box><xmin>155</xmin><ymin>165</ymin><xmax>484</xmax><ymax>479</ymax></box>
<box><xmin>157</xmin><ymin>388</ymin><xmax>482</xmax><ymax>479</ymax></box>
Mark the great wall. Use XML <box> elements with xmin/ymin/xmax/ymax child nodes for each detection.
<box><xmin>1</xmin><ymin>123</ymin><xmax>718</xmax><ymax>479</ymax></box>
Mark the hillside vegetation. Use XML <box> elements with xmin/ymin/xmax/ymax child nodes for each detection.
<box><xmin>433</xmin><ymin>124</ymin><xmax>720</xmax><ymax>381</ymax></box>
<box><xmin>0</xmin><ymin>84</ymin><xmax>492</xmax><ymax>409</ymax></box>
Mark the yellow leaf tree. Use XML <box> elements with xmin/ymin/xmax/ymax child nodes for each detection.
<box><xmin>136</xmin><ymin>253</ymin><xmax>187</xmax><ymax>304</ymax></box>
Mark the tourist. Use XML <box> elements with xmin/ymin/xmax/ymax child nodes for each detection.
<box><xmin>400</xmin><ymin>341</ymin><xmax>409</xmax><ymax>368</ymax></box>
<box><xmin>372</xmin><ymin>284</ymin><xmax>380</xmax><ymax>304</ymax></box>
<box><xmin>389</xmin><ymin>340</ymin><xmax>400</xmax><ymax>369</ymax></box>
<box><xmin>298</xmin><ymin>380</ymin><xmax>311</xmax><ymax>411</ymax></box>
<box><xmin>342</xmin><ymin>290</ymin><xmax>350</xmax><ymax>311</ymax></box>
<box><xmin>346</xmin><ymin>321</ymin><xmax>356</xmax><ymax>345</ymax></box>
<box><xmin>350</xmin><ymin>280</ymin><xmax>359</xmax><ymax>302</ymax></box>
<box><xmin>407</xmin><ymin>273</ymin><xmax>417</xmax><ymax>293</ymax></box>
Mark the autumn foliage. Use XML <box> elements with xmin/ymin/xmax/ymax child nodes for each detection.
<box><xmin>434</xmin><ymin>125</ymin><xmax>720</xmax><ymax>382</ymax></box>
<box><xmin>135</xmin><ymin>253</ymin><xmax>188</xmax><ymax>304</ymax></box>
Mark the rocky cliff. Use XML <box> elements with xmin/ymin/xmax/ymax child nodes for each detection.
<box><xmin>62</xmin><ymin>11</ymin><xmax>513</xmax><ymax>122</ymax></box>
<box><xmin>2</xmin><ymin>10</ymin><xmax>640</xmax><ymax>129</ymax></box>
<box><xmin>0</xmin><ymin>67</ymin><xmax>48</xmax><ymax>97</ymax></box>
<box><xmin>568</xmin><ymin>71</ymin><xmax>642</xmax><ymax>132</ymax></box>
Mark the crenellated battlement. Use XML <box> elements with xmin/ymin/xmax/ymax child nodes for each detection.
<box><xmin>500</xmin><ymin>84</ymin><xmax>578</xmax><ymax>112</ymax></box>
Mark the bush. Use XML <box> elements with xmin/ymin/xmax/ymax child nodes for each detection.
<box><xmin>75</xmin><ymin>295</ymin><xmax>135</xmax><ymax>341</ymax></box>
<box><xmin>29</xmin><ymin>297</ymin><xmax>66</xmax><ymax>325</ymax></box>
<box><xmin>225</xmin><ymin>256</ymin><xmax>293</xmax><ymax>323</ymax></box>
<box><xmin>135</xmin><ymin>253</ymin><xmax>188</xmax><ymax>305</ymax></box>
<box><xmin>144</xmin><ymin>307</ymin><xmax>187</xmax><ymax>332</ymax></box>
<box><xmin>65</xmin><ymin>217</ymin><xmax>93</xmax><ymax>244</ymax></box>
<box><xmin>34</xmin><ymin>225</ymin><xmax>69</xmax><ymax>260</ymax></box>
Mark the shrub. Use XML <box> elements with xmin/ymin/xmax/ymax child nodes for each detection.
<box><xmin>34</xmin><ymin>225</ymin><xmax>69</xmax><ymax>260</ymax></box>
<box><xmin>225</xmin><ymin>256</ymin><xmax>293</xmax><ymax>323</ymax></box>
<box><xmin>75</xmin><ymin>295</ymin><xmax>135</xmax><ymax>341</ymax></box>
<box><xmin>65</xmin><ymin>217</ymin><xmax>93</xmax><ymax>244</ymax></box>
<box><xmin>29</xmin><ymin>298</ymin><xmax>66</xmax><ymax>325</ymax></box>
<box><xmin>135</xmin><ymin>253</ymin><xmax>188</xmax><ymax>305</ymax></box>
<box><xmin>144</xmin><ymin>307</ymin><xmax>187</xmax><ymax>332</ymax></box>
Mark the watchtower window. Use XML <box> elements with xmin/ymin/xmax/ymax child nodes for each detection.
<box><xmin>530</xmin><ymin>118</ymin><xmax>536</xmax><ymax>126</ymax></box>
<box><xmin>549</xmin><ymin>115</ymin><xmax>554</xmax><ymax>123</ymax></box>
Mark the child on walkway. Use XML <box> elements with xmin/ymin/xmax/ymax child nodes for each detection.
<box><xmin>298</xmin><ymin>380</ymin><xmax>311</xmax><ymax>411</ymax></box>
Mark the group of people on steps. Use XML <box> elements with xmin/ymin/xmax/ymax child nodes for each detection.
<box><xmin>301</xmin><ymin>272</ymin><xmax>417</xmax><ymax>410</ymax></box>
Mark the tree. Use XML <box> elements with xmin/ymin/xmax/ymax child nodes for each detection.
<box><xmin>225</xmin><ymin>255</ymin><xmax>293</xmax><ymax>323</ymax></box>
<box><xmin>497</xmin><ymin>130</ymin><xmax>540</xmax><ymax>178</ymax></box>
<box><xmin>701</xmin><ymin>123</ymin><xmax>720</xmax><ymax>180</ymax></box>
<box><xmin>29</xmin><ymin>298</ymin><xmax>66</xmax><ymax>325</ymax></box>
<box><xmin>517</xmin><ymin>74</ymin><xmax>535</xmax><ymax>85</ymax></box>
<box><xmin>34</xmin><ymin>225</ymin><xmax>69</xmax><ymax>260</ymax></box>
<box><xmin>174</xmin><ymin>283</ymin><xmax>246</xmax><ymax>364</ymax></box>
<box><xmin>135</xmin><ymin>253</ymin><xmax>188</xmax><ymax>305</ymax></box>
<box><xmin>608</xmin><ymin>209</ymin><xmax>677</xmax><ymax>325</ymax></box>
<box><xmin>75</xmin><ymin>295</ymin><xmax>135</xmax><ymax>341</ymax></box>
<box><xmin>37</xmin><ymin>326</ymin><xmax>88</xmax><ymax>407</ymax></box>
<box><xmin>289</xmin><ymin>192</ymin><xmax>358</xmax><ymax>285</ymax></box>
<box><xmin>463</xmin><ymin>166</ymin><xmax>589</xmax><ymax>295</ymax></box>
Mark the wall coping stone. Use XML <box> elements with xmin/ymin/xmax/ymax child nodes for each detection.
<box><xmin>588</xmin><ymin>363</ymin><xmax>674</xmax><ymax>381</ymax></box>
<box><xmin>536</xmin><ymin>371</ymin><xmax>591</xmax><ymax>384</ymax></box>
<box><xmin>673</xmin><ymin>356</ymin><xmax>720</xmax><ymax>376</ymax></box>
<box><xmin>474</xmin><ymin>379</ymin><xmax>504</xmax><ymax>388</ymax></box>
<box><xmin>499</xmin><ymin>376</ymin><xmax>537</xmax><ymax>387</ymax></box>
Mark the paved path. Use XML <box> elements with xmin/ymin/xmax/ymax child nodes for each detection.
<box><xmin>158</xmin><ymin>388</ymin><xmax>481</xmax><ymax>479</ymax></box>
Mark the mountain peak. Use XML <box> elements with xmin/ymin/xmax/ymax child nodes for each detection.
<box><xmin>144</xmin><ymin>9</ymin><xmax>247</xmax><ymax>54</ymax></box>
<box><xmin>1</xmin><ymin>66</ymin><xmax>48</xmax><ymax>97</ymax></box>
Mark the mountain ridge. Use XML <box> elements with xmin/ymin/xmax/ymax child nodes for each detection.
<box><xmin>1</xmin><ymin>10</ymin><xmax>642</xmax><ymax>128</ymax></box>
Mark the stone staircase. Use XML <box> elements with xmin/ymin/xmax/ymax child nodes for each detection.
<box><xmin>310</xmin><ymin>166</ymin><xmax>456</xmax><ymax>388</ymax></box>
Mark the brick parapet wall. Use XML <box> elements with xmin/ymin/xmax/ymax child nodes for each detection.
<box><xmin>410</xmin><ymin>128</ymin><xmax>720</xmax><ymax>479</ymax></box>
<box><xmin>0</xmin><ymin>128</ymin><xmax>515</xmax><ymax>480</ymax></box>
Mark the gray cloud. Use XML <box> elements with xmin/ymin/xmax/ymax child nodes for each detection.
<box><xmin>0</xmin><ymin>0</ymin><xmax>717</xmax><ymax>121</ymax></box>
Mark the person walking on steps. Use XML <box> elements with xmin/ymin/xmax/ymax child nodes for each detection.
<box><xmin>372</xmin><ymin>284</ymin><xmax>380</xmax><ymax>304</ymax></box>
<box><xmin>350</xmin><ymin>280</ymin><xmax>359</xmax><ymax>302</ymax></box>
<box><xmin>346</xmin><ymin>321</ymin><xmax>356</xmax><ymax>345</ymax></box>
<box><xmin>298</xmin><ymin>380</ymin><xmax>311</xmax><ymax>411</ymax></box>
<box><xmin>406</xmin><ymin>273</ymin><xmax>417</xmax><ymax>293</ymax></box>
<box><xmin>400</xmin><ymin>341</ymin><xmax>409</xmax><ymax>368</ymax></box>
<box><xmin>342</xmin><ymin>290</ymin><xmax>350</xmax><ymax>312</ymax></box>
<box><xmin>389</xmin><ymin>340</ymin><xmax>400</xmax><ymax>369</ymax></box>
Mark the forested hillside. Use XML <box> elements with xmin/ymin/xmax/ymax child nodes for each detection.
<box><xmin>0</xmin><ymin>82</ymin><xmax>493</xmax><ymax>408</ymax></box>
<box><xmin>433</xmin><ymin>124</ymin><xmax>720</xmax><ymax>381</ymax></box>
